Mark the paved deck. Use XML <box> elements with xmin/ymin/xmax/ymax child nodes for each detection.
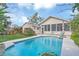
<box><xmin>61</xmin><ymin>37</ymin><xmax>79</xmax><ymax>56</ymax></box>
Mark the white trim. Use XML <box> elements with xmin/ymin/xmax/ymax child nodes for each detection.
<box><xmin>62</xmin><ymin>21</ymin><xmax>64</xmax><ymax>32</ymax></box>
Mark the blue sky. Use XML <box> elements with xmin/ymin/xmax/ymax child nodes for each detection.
<box><xmin>6</xmin><ymin>3</ymin><xmax>73</xmax><ymax>26</ymax></box>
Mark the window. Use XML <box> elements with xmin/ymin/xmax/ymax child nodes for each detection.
<box><xmin>42</xmin><ymin>25</ymin><xmax>44</xmax><ymax>31</ymax></box>
<box><xmin>64</xmin><ymin>23</ymin><xmax>70</xmax><ymax>31</ymax></box>
<box><xmin>42</xmin><ymin>25</ymin><xmax>47</xmax><ymax>31</ymax></box>
<box><xmin>57</xmin><ymin>24</ymin><xmax>62</xmax><ymax>31</ymax></box>
<box><xmin>42</xmin><ymin>25</ymin><xmax>50</xmax><ymax>31</ymax></box>
<box><xmin>48</xmin><ymin>25</ymin><xmax>50</xmax><ymax>31</ymax></box>
<box><xmin>37</xmin><ymin>27</ymin><xmax>40</xmax><ymax>30</ymax></box>
<box><xmin>51</xmin><ymin>24</ymin><xmax>56</xmax><ymax>31</ymax></box>
<box><xmin>45</xmin><ymin>25</ymin><xmax>47</xmax><ymax>31</ymax></box>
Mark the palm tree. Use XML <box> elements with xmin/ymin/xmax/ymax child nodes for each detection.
<box><xmin>70</xmin><ymin>14</ymin><xmax>79</xmax><ymax>32</ymax></box>
<box><xmin>73</xmin><ymin>3</ymin><xmax>79</xmax><ymax>12</ymax></box>
<box><xmin>70</xmin><ymin>3</ymin><xmax>79</xmax><ymax>46</ymax></box>
<box><xmin>28</xmin><ymin>12</ymin><xmax>44</xmax><ymax>25</ymax></box>
<box><xmin>70</xmin><ymin>3</ymin><xmax>79</xmax><ymax>32</ymax></box>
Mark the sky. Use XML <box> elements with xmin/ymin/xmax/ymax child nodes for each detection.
<box><xmin>6</xmin><ymin>3</ymin><xmax>73</xmax><ymax>26</ymax></box>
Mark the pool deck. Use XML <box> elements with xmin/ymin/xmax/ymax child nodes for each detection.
<box><xmin>61</xmin><ymin>37</ymin><xmax>79</xmax><ymax>56</ymax></box>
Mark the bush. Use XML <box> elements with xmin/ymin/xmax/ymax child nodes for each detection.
<box><xmin>23</xmin><ymin>28</ymin><xmax>36</xmax><ymax>36</ymax></box>
<box><xmin>71</xmin><ymin>32</ymin><xmax>79</xmax><ymax>46</ymax></box>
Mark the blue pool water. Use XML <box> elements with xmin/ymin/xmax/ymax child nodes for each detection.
<box><xmin>4</xmin><ymin>36</ymin><xmax>63</xmax><ymax>56</ymax></box>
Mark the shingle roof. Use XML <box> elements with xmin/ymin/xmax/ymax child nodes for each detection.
<box><xmin>38</xmin><ymin>16</ymin><xmax>69</xmax><ymax>25</ymax></box>
<box><xmin>22</xmin><ymin>16</ymin><xmax>69</xmax><ymax>27</ymax></box>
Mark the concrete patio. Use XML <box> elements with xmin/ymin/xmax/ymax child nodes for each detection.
<box><xmin>61</xmin><ymin>37</ymin><xmax>79</xmax><ymax>56</ymax></box>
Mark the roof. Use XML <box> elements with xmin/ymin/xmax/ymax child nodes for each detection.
<box><xmin>22</xmin><ymin>21</ymin><xmax>32</xmax><ymax>27</ymax></box>
<box><xmin>22</xmin><ymin>22</ymin><xmax>28</xmax><ymax>27</ymax></box>
<box><xmin>38</xmin><ymin>16</ymin><xmax>69</xmax><ymax>25</ymax></box>
<box><xmin>22</xmin><ymin>21</ymin><xmax>39</xmax><ymax>28</ymax></box>
<box><xmin>22</xmin><ymin>16</ymin><xmax>69</xmax><ymax>27</ymax></box>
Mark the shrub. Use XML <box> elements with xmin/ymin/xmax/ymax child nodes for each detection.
<box><xmin>23</xmin><ymin>28</ymin><xmax>36</xmax><ymax>36</ymax></box>
<box><xmin>71</xmin><ymin>32</ymin><xmax>79</xmax><ymax>46</ymax></box>
<box><xmin>70</xmin><ymin>14</ymin><xmax>79</xmax><ymax>46</ymax></box>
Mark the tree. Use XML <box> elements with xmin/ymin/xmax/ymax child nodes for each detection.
<box><xmin>70</xmin><ymin>3</ymin><xmax>79</xmax><ymax>32</ymax></box>
<box><xmin>0</xmin><ymin>3</ymin><xmax>10</xmax><ymax>32</ymax></box>
<box><xmin>70</xmin><ymin>3</ymin><xmax>79</xmax><ymax>46</ymax></box>
<box><xmin>57</xmin><ymin>3</ymin><xmax>79</xmax><ymax>46</ymax></box>
<box><xmin>70</xmin><ymin>14</ymin><xmax>79</xmax><ymax>32</ymax></box>
<box><xmin>28</xmin><ymin>12</ymin><xmax>44</xmax><ymax>25</ymax></box>
<box><xmin>73</xmin><ymin>3</ymin><xmax>79</xmax><ymax>12</ymax></box>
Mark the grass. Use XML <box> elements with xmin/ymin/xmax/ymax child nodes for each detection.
<box><xmin>0</xmin><ymin>33</ymin><xmax>29</xmax><ymax>43</ymax></box>
<box><xmin>0</xmin><ymin>28</ymin><xmax>36</xmax><ymax>43</ymax></box>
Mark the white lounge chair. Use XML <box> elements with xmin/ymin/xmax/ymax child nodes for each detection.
<box><xmin>59</xmin><ymin>32</ymin><xmax>64</xmax><ymax>39</ymax></box>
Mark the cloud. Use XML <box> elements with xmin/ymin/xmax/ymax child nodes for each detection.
<box><xmin>17</xmin><ymin>1</ymin><xmax>56</xmax><ymax>10</ymax></box>
<box><xmin>5</xmin><ymin>13</ymin><xmax>17</xmax><ymax>22</ymax></box>
<box><xmin>7</xmin><ymin>2</ymin><xmax>56</xmax><ymax>26</ymax></box>
<box><xmin>7</xmin><ymin>13</ymin><xmax>19</xmax><ymax>23</ymax></box>
<box><xmin>5</xmin><ymin>13</ymin><xmax>15</xmax><ymax>17</ymax></box>
<box><xmin>21</xmin><ymin>16</ymin><xmax>29</xmax><ymax>23</ymax></box>
<box><xmin>18</xmin><ymin>3</ymin><xmax>33</xmax><ymax>9</ymax></box>
<box><xmin>6</xmin><ymin>13</ymin><xmax>28</xmax><ymax>26</ymax></box>
<box><xmin>33</xmin><ymin>3</ymin><xmax>56</xmax><ymax>9</ymax></box>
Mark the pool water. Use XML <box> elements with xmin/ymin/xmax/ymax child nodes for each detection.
<box><xmin>4</xmin><ymin>36</ymin><xmax>63</xmax><ymax>56</ymax></box>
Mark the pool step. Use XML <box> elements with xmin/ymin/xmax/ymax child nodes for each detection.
<box><xmin>0</xmin><ymin>44</ymin><xmax>5</xmax><ymax>56</ymax></box>
<box><xmin>0</xmin><ymin>42</ymin><xmax>15</xmax><ymax>56</ymax></box>
<box><xmin>3</xmin><ymin>42</ymin><xmax>15</xmax><ymax>49</ymax></box>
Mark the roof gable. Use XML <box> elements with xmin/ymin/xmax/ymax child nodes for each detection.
<box><xmin>39</xmin><ymin>16</ymin><xmax>69</xmax><ymax>25</ymax></box>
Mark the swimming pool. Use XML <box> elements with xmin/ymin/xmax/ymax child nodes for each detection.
<box><xmin>3</xmin><ymin>36</ymin><xmax>63</xmax><ymax>56</ymax></box>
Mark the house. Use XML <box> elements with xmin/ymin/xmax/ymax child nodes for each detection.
<box><xmin>22</xmin><ymin>21</ymin><xmax>41</xmax><ymax>34</ymax></box>
<box><xmin>39</xmin><ymin>16</ymin><xmax>71</xmax><ymax>36</ymax></box>
<box><xmin>22</xmin><ymin>16</ymin><xmax>71</xmax><ymax>36</ymax></box>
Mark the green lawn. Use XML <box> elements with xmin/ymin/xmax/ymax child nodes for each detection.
<box><xmin>0</xmin><ymin>34</ymin><xmax>28</xmax><ymax>43</ymax></box>
<box><xmin>0</xmin><ymin>28</ymin><xmax>36</xmax><ymax>43</ymax></box>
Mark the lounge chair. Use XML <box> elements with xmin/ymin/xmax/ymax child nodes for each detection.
<box><xmin>59</xmin><ymin>32</ymin><xmax>64</xmax><ymax>39</ymax></box>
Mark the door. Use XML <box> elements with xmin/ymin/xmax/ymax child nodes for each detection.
<box><xmin>42</xmin><ymin>28</ymin><xmax>44</xmax><ymax>34</ymax></box>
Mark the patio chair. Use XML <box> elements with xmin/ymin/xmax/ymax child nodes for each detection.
<box><xmin>59</xmin><ymin>32</ymin><xmax>64</xmax><ymax>39</ymax></box>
